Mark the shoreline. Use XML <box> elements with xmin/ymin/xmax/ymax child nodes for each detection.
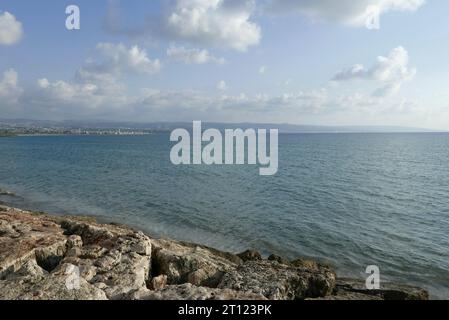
<box><xmin>0</xmin><ymin>203</ymin><xmax>430</xmax><ymax>300</ymax></box>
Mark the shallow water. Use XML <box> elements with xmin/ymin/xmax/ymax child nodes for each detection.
<box><xmin>0</xmin><ymin>133</ymin><xmax>448</xmax><ymax>298</ymax></box>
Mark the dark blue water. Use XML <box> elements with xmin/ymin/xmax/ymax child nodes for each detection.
<box><xmin>0</xmin><ymin>133</ymin><xmax>448</xmax><ymax>298</ymax></box>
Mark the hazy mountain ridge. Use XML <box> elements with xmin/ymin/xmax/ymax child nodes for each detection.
<box><xmin>0</xmin><ymin>119</ymin><xmax>438</xmax><ymax>133</ymax></box>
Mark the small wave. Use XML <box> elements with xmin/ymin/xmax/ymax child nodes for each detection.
<box><xmin>0</xmin><ymin>187</ymin><xmax>16</xmax><ymax>196</ymax></box>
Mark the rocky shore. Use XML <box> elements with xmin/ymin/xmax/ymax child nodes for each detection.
<box><xmin>0</xmin><ymin>205</ymin><xmax>429</xmax><ymax>300</ymax></box>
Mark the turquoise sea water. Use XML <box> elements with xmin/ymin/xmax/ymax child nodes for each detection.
<box><xmin>0</xmin><ymin>133</ymin><xmax>448</xmax><ymax>298</ymax></box>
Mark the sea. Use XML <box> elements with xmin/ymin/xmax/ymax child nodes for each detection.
<box><xmin>0</xmin><ymin>133</ymin><xmax>448</xmax><ymax>298</ymax></box>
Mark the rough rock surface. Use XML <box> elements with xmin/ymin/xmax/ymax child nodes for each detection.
<box><xmin>0</xmin><ymin>205</ymin><xmax>430</xmax><ymax>300</ymax></box>
<box><xmin>128</xmin><ymin>283</ymin><xmax>267</xmax><ymax>300</ymax></box>
<box><xmin>0</xmin><ymin>189</ymin><xmax>15</xmax><ymax>196</ymax></box>
<box><xmin>0</xmin><ymin>206</ymin><xmax>151</xmax><ymax>300</ymax></box>
<box><xmin>268</xmin><ymin>254</ymin><xmax>290</xmax><ymax>265</ymax></box>
<box><xmin>218</xmin><ymin>260</ymin><xmax>337</xmax><ymax>300</ymax></box>
<box><xmin>151</xmin><ymin>238</ymin><xmax>241</xmax><ymax>287</ymax></box>
<box><xmin>332</xmin><ymin>278</ymin><xmax>429</xmax><ymax>301</ymax></box>
<box><xmin>237</xmin><ymin>250</ymin><xmax>262</xmax><ymax>262</ymax></box>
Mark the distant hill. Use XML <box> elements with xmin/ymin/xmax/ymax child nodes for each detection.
<box><xmin>0</xmin><ymin>118</ymin><xmax>439</xmax><ymax>133</ymax></box>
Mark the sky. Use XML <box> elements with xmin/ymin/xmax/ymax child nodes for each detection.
<box><xmin>1</xmin><ymin>0</ymin><xmax>449</xmax><ymax>129</ymax></box>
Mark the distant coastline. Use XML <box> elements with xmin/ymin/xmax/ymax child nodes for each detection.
<box><xmin>0</xmin><ymin>118</ymin><xmax>444</xmax><ymax>136</ymax></box>
<box><xmin>0</xmin><ymin>132</ymin><xmax>16</xmax><ymax>138</ymax></box>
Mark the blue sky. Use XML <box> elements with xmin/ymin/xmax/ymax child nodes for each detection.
<box><xmin>1</xmin><ymin>0</ymin><xmax>449</xmax><ymax>129</ymax></box>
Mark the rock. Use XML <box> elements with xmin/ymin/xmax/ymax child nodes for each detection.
<box><xmin>94</xmin><ymin>249</ymin><xmax>122</xmax><ymax>269</ymax></box>
<box><xmin>130</xmin><ymin>283</ymin><xmax>267</xmax><ymax>300</ymax></box>
<box><xmin>309</xmin><ymin>292</ymin><xmax>383</xmax><ymax>300</ymax></box>
<box><xmin>151</xmin><ymin>239</ymin><xmax>241</xmax><ymax>287</ymax></box>
<box><xmin>0</xmin><ymin>207</ymin><xmax>68</xmax><ymax>278</ymax></box>
<box><xmin>94</xmin><ymin>282</ymin><xmax>107</xmax><ymax>290</ymax></box>
<box><xmin>78</xmin><ymin>246</ymin><xmax>108</xmax><ymax>259</ymax></box>
<box><xmin>291</xmin><ymin>258</ymin><xmax>327</xmax><ymax>271</ymax></box>
<box><xmin>0</xmin><ymin>220</ymin><xmax>20</xmax><ymax>238</ymax></box>
<box><xmin>116</xmin><ymin>232</ymin><xmax>152</xmax><ymax>256</ymax></box>
<box><xmin>66</xmin><ymin>247</ymin><xmax>82</xmax><ymax>258</ymax></box>
<box><xmin>5</xmin><ymin>259</ymin><xmax>47</xmax><ymax>280</ymax></box>
<box><xmin>60</xmin><ymin>220</ymin><xmax>115</xmax><ymax>246</ymax></box>
<box><xmin>66</xmin><ymin>235</ymin><xmax>83</xmax><ymax>249</ymax></box>
<box><xmin>150</xmin><ymin>275</ymin><xmax>168</xmax><ymax>290</ymax></box>
<box><xmin>0</xmin><ymin>206</ymin><xmax>153</xmax><ymax>300</ymax></box>
<box><xmin>0</xmin><ymin>205</ymin><xmax>431</xmax><ymax>301</ymax></box>
<box><xmin>92</xmin><ymin>251</ymin><xmax>150</xmax><ymax>300</ymax></box>
<box><xmin>0</xmin><ymin>189</ymin><xmax>14</xmax><ymax>196</ymax></box>
<box><xmin>0</xmin><ymin>263</ymin><xmax>107</xmax><ymax>300</ymax></box>
<box><xmin>79</xmin><ymin>265</ymin><xmax>97</xmax><ymax>282</ymax></box>
<box><xmin>335</xmin><ymin>278</ymin><xmax>429</xmax><ymax>300</ymax></box>
<box><xmin>237</xmin><ymin>250</ymin><xmax>262</xmax><ymax>262</ymax></box>
<box><xmin>268</xmin><ymin>254</ymin><xmax>289</xmax><ymax>265</ymax></box>
<box><xmin>35</xmin><ymin>241</ymin><xmax>67</xmax><ymax>272</ymax></box>
<box><xmin>218</xmin><ymin>260</ymin><xmax>336</xmax><ymax>300</ymax></box>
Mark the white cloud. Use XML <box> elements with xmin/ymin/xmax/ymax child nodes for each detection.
<box><xmin>35</xmin><ymin>71</ymin><xmax>131</xmax><ymax>111</ymax></box>
<box><xmin>31</xmin><ymin>75</ymin><xmax>134</xmax><ymax>119</ymax></box>
<box><xmin>269</xmin><ymin>0</ymin><xmax>425</xmax><ymax>28</ymax></box>
<box><xmin>165</xmin><ymin>0</ymin><xmax>261</xmax><ymax>51</ymax></box>
<box><xmin>37</xmin><ymin>79</ymin><xmax>97</xmax><ymax>104</ymax></box>
<box><xmin>0</xmin><ymin>69</ymin><xmax>23</xmax><ymax>103</ymax></box>
<box><xmin>167</xmin><ymin>45</ymin><xmax>225</xmax><ymax>64</ymax></box>
<box><xmin>31</xmin><ymin>43</ymin><xmax>162</xmax><ymax>113</ymax></box>
<box><xmin>332</xmin><ymin>46</ymin><xmax>416</xmax><ymax>96</ymax></box>
<box><xmin>259</xmin><ymin>66</ymin><xmax>267</xmax><ymax>75</ymax></box>
<box><xmin>217</xmin><ymin>80</ymin><xmax>228</xmax><ymax>91</ymax></box>
<box><xmin>0</xmin><ymin>12</ymin><xmax>23</xmax><ymax>45</ymax></box>
<box><xmin>91</xmin><ymin>43</ymin><xmax>162</xmax><ymax>75</ymax></box>
<box><xmin>34</xmin><ymin>43</ymin><xmax>162</xmax><ymax>110</ymax></box>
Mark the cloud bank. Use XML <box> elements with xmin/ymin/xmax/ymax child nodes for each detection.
<box><xmin>269</xmin><ymin>0</ymin><xmax>425</xmax><ymax>27</ymax></box>
<box><xmin>0</xmin><ymin>43</ymin><xmax>419</xmax><ymax>123</ymax></box>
